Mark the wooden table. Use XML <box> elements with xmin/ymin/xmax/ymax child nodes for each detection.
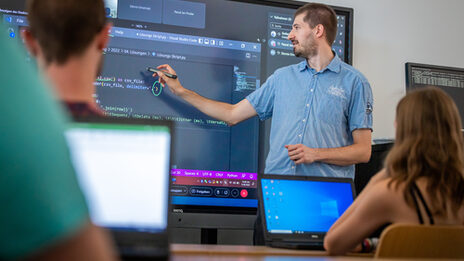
<box><xmin>170</xmin><ymin>244</ymin><xmax>375</xmax><ymax>261</ymax></box>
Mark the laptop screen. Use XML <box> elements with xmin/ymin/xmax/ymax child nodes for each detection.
<box><xmin>261</xmin><ymin>177</ymin><xmax>354</xmax><ymax>234</ymax></box>
<box><xmin>66</xmin><ymin>121</ymin><xmax>171</xmax><ymax>233</ymax></box>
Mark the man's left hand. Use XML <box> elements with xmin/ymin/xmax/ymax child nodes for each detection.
<box><xmin>285</xmin><ymin>144</ymin><xmax>318</xmax><ymax>164</ymax></box>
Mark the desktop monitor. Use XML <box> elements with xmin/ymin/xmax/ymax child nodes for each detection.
<box><xmin>405</xmin><ymin>62</ymin><xmax>464</xmax><ymax>125</ymax></box>
<box><xmin>0</xmin><ymin>0</ymin><xmax>354</xmax><ymax>235</ymax></box>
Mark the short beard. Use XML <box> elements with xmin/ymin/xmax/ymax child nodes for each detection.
<box><xmin>294</xmin><ymin>42</ymin><xmax>318</xmax><ymax>58</ymax></box>
<box><xmin>293</xmin><ymin>33</ymin><xmax>318</xmax><ymax>58</ymax></box>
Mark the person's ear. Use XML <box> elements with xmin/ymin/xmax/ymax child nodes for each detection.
<box><xmin>21</xmin><ymin>29</ymin><xmax>40</xmax><ymax>57</ymax></box>
<box><xmin>314</xmin><ymin>24</ymin><xmax>325</xmax><ymax>39</ymax></box>
<box><xmin>97</xmin><ymin>23</ymin><xmax>112</xmax><ymax>51</ymax></box>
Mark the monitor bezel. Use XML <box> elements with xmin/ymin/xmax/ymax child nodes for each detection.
<box><xmin>0</xmin><ymin>0</ymin><xmax>355</xmax><ymax>224</ymax></box>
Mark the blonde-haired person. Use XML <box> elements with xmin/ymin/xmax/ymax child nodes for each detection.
<box><xmin>324</xmin><ymin>87</ymin><xmax>464</xmax><ymax>255</ymax></box>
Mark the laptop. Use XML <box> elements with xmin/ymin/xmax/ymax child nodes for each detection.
<box><xmin>258</xmin><ymin>174</ymin><xmax>355</xmax><ymax>250</ymax></box>
<box><xmin>65</xmin><ymin>116</ymin><xmax>173</xmax><ymax>260</ymax></box>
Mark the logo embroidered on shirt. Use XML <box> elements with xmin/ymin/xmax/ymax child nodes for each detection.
<box><xmin>327</xmin><ymin>86</ymin><xmax>346</xmax><ymax>99</ymax></box>
<box><xmin>366</xmin><ymin>102</ymin><xmax>373</xmax><ymax>114</ymax></box>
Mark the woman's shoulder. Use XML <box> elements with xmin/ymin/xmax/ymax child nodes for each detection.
<box><xmin>368</xmin><ymin>169</ymin><xmax>409</xmax><ymax>194</ymax></box>
<box><xmin>362</xmin><ymin>175</ymin><xmax>406</xmax><ymax>209</ymax></box>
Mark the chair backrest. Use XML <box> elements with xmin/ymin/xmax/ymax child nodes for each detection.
<box><xmin>375</xmin><ymin>223</ymin><xmax>464</xmax><ymax>259</ymax></box>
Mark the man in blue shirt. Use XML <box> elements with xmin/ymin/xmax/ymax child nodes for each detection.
<box><xmin>155</xmin><ymin>3</ymin><xmax>373</xmax><ymax>178</ymax></box>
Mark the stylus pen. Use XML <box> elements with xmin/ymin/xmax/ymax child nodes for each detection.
<box><xmin>147</xmin><ymin>67</ymin><xmax>178</xmax><ymax>79</ymax></box>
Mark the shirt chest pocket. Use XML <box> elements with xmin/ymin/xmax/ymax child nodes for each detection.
<box><xmin>314</xmin><ymin>93</ymin><xmax>348</xmax><ymax>126</ymax></box>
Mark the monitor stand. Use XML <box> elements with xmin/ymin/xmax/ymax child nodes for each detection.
<box><xmin>201</xmin><ymin>228</ymin><xmax>218</xmax><ymax>244</ymax></box>
<box><xmin>170</xmin><ymin>212</ymin><xmax>256</xmax><ymax>245</ymax></box>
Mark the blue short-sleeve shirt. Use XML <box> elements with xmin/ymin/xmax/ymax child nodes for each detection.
<box><xmin>247</xmin><ymin>55</ymin><xmax>373</xmax><ymax>178</ymax></box>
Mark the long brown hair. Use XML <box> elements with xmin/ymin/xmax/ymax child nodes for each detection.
<box><xmin>385</xmin><ymin>87</ymin><xmax>464</xmax><ymax>216</ymax></box>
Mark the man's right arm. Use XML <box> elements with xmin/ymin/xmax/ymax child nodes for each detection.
<box><xmin>154</xmin><ymin>64</ymin><xmax>257</xmax><ymax>126</ymax></box>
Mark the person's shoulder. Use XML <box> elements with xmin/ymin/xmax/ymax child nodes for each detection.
<box><xmin>339</xmin><ymin>61</ymin><xmax>370</xmax><ymax>84</ymax></box>
<box><xmin>369</xmin><ymin>178</ymin><xmax>394</xmax><ymax>196</ymax></box>
<box><xmin>363</xmin><ymin>177</ymin><xmax>403</xmax><ymax>207</ymax></box>
<box><xmin>274</xmin><ymin>61</ymin><xmax>306</xmax><ymax>76</ymax></box>
<box><xmin>351</xmin><ymin>179</ymin><xmax>398</xmax><ymax>224</ymax></box>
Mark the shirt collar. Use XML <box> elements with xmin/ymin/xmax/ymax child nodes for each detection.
<box><xmin>298</xmin><ymin>60</ymin><xmax>308</xmax><ymax>72</ymax></box>
<box><xmin>298</xmin><ymin>52</ymin><xmax>342</xmax><ymax>74</ymax></box>
<box><xmin>325</xmin><ymin>53</ymin><xmax>342</xmax><ymax>73</ymax></box>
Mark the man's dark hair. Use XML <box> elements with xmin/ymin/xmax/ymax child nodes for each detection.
<box><xmin>27</xmin><ymin>0</ymin><xmax>106</xmax><ymax>65</ymax></box>
<box><xmin>295</xmin><ymin>3</ymin><xmax>338</xmax><ymax>46</ymax></box>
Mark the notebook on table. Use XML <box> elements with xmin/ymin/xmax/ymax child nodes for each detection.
<box><xmin>65</xmin><ymin>116</ymin><xmax>173</xmax><ymax>260</ymax></box>
<box><xmin>259</xmin><ymin>174</ymin><xmax>355</xmax><ymax>250</ymax></box>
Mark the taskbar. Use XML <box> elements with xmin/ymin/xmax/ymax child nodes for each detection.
<box><xmin>170</xmin><ymin>168</ymin><xmax>257</xmax><ymax>200</ymax></box>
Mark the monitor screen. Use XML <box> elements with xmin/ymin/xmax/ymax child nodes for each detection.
<box><xmin>261</xmin><ymin>177</ymin><xmax>354</xmax><ymax>234</ymax></box>
<box><xmin>1</xmin><ymin>0</ymin><xmax>353</xmax><ymax>216</ymax></box>
<box><xmin>405</xmin><ymin>62</ymin><xmax>464</xmax><ymax>126</ymax></box>
<box><xmin>65</xmin><ymin>120</ymin><xmax>171</xmax><ymax>233</ymax></box>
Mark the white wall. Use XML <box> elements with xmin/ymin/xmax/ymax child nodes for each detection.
<box><xmin>301</xmin><ymin>0</ymin><xmax>464</xmax><ymax>139</ymax></box>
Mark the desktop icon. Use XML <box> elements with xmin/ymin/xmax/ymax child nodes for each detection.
<box><xmin>8</xmin><ymin>28</ymin><xmax>15</xmax><ymax>38</ymax></box>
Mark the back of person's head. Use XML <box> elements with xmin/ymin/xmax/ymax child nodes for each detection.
<box><xmin>294</xmin><ymin>3</ymin><xmax>338</xmax><ymax>46</ymax></box>
<box><xmin>386</xmin><ymin>87</ymin><xmax>464</xmax><ymax>216</ymax></box>
<box><xmin>26</xmin><ymin>0</ymin><xmax>106</xmax><ymax>65</ymax></box>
